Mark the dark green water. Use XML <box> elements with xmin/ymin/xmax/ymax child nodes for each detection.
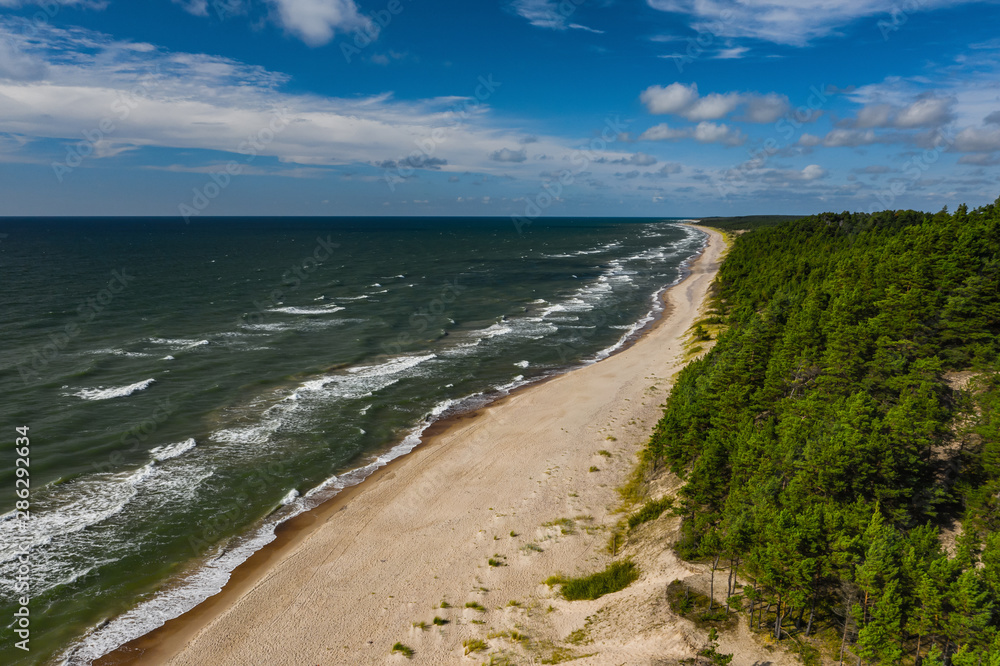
<box><xmin>0</xmin><ymin>217</ymin><xmax>704</xmax><ymax>664</ymax></box>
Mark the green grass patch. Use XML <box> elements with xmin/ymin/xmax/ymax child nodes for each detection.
<box><xmin>543</xmin><ymin>517</ymin><xmax>575</xmax><ymax>534</ymax></box>
<box><xmin>432</xmin><ymin>616</ymin><xmax>448</xmax><ymax>625</ymax></box>
<box><xmin>488</xmin><ymin>557</ymin><xmax>505</xmax><ymax>567</ymax></box>
<box><xmin>597</xmin><ymin>449</ymin><xmax>612</xmax><ymax>457</ymax></box>
<box><xmin>615</xmin><ymin>461</ymin><xmax>650</xmax><ymax>509</ymax></box>
<box><xmin>521</xmin><ymin>542</ymin><xmax>543</xmax><ymax>553</ymax></box>
<box><xmin>626</xmin><ymin>496</ymin><xmax>674</xmax><ymax>530</ymax></box>
<box><xmin>588</xmin><ymin>466</ymin><xmax>600</xmax><ymax>473</ymax></box>
<box><xmin>606</xmin><ymin>525</ymin><xmax>625</xmax><ymax>556</ymax></box>
<box><xmin>391</xmin><ymin>642</ymin><xmax>414</xmax><ymax>658</ymax></box>
<box><xmin>546</xmin><ymin>561</ymin><xmax>639</xmax><ymax>601</ymax></box>
<box><xmin>463</xmin><ymin>638</ymin><xmax>489</xmax><ymax>654</ymax></box>
<box><xmin>465</xmin><ymin>601</ymin><xmax>487</xmax><ymax>612</ymax></box>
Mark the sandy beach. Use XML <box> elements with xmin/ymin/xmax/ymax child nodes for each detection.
<box><xmin>98</xmin><ymin>224</ymin><xmax>789</xmax><ymax>665</ymax></box>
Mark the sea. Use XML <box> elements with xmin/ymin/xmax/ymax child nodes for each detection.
<box><xmin>0</xmin><ymin>217</ymin><xmax>705</xmax><ymax>665</ymax></box>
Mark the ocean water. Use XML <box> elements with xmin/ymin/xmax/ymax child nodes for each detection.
<box><xmin>0</xmin><ymin>217</ymin><xmax>704</xmax><ymax>665</ymax></box>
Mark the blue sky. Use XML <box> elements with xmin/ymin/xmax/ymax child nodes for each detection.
<box><xmin>0</xmin><ymin>0</ymin><xmax>998</xmax><ymax>217</ymax></box>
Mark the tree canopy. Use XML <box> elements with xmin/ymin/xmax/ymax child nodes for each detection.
<box><xmin>647</xmin><ymin>200</ymin><xmax>1000</xmax><ymax>663</ymax></box>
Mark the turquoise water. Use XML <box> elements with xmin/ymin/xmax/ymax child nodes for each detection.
<box><xmin>0</xmin><ymin>217</ymin><xmax>704</xmax><ymax>664</ymax></box>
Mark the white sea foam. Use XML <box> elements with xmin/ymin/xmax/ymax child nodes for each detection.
<box><xmin>150</xmin><ymin>438</ymin><xmax>196</xmax><ymax>462</ymax></box>
<box><xmin>211</xmin><ymin>354</ymin><xmax>437</xmax><ymax>447</ymax></box>
<box><xmin>56</xmin><ymin>515</ymin><xmax>281</xmax><ymax>666</ymax></box>
<box><xmin>149</xmin><ymin>338</ymin><xmax>210</xmax><ymax>350</ymax></box>
<box><xmin>71</xmin><ymin>378</ymin><xmax>155</xmax><ymax>401</ymax></box>
<box><xmin>83</xmin><ymin>348</ymin><xmax>152</xmax><ymax>358</ymax></box>
<box><xmin>515</xmin><ymin>360</ymin><xmax>529</xmax><ymax>368</ymax></box>
<box><xmin>266</xmin><ymin>304</ymin><xmax>345</xmax><ymax>315</ymax></box>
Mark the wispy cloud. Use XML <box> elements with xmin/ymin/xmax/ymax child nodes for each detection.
<box><xmin>171</xmin><ymin>0</ymin><xmax>208</xmax><ymax>16</ymax></box>
<box><xmin>0</xmin><ymin>19</ymin><xmax>666</xmax><ymax>189</ymax></box>
<box><xmin>646</xmin><ymin>0</ymin><xmax>994</xmax><ymax>46</ymax></box>
<box><xmin>510</xmin><ymin>0</ymin><xmax>602</xmax><ymax>33</ymax></box>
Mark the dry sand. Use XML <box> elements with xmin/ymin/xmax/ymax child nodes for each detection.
<box><xmin>101</xmin><ymin>224</ymin><xmax>797</xmax><ymax>666</ymax></box>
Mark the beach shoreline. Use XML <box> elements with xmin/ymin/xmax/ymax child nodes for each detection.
<box><xmin>95</xmin><ymin>222</ymin><xmax>725</xmax><ymax>666</ymax></box>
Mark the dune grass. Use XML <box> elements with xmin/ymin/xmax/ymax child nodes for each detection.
<box><xmin>391</xmin><ymin>642</ymin><xmax>414</xmax><ymax>658</ymax></box>
<box><xmin>626</xmin><ymin>496</ymin><xmax>674</xmax><ymax>530</ymax></box>
<box><xmin>545</xmin><ymin>561</ymin><xmax>639</xmax><ymax>601</ymax></box>
<box><xmin>463</xmin><ymin>638</ymin><xmax>489</xmax><ymax>654</ymax></box>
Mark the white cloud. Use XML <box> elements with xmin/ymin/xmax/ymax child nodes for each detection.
<box><xmin>0</xmin><ymin>20</ymin><xmax>608</xmax><ymax>177</ymax></box>
<box><xmin>510</xmin><ymin>0</ymin><xmax>602</xmax><ymax>33</ymax></box>
<box><xmin>266</xmin><ymin>0</ymin><xmax>367</xmax><ymax>46</ymax></box>
<box><xmin>645</xmin><ymin>0</ymin><xmax>991</xmax><ymax>46</ymax></box>
<box><xmin>692</xmin><ymin>121</ymin><xmax>744</xmax><ymax>145</ymax></box>
<box><xmin>852</xmin><ymin>97</ymin><xmax>953</xmax><ymax>129</ymax></box>
<box><xmin>640</xmin><ymin>82</ymin><xmax>788</xmax><ymax>123</ymax></box>
<box><xmin>958</xmin><ymin>153</ymin><xmax>1000</xmax><ymax>165</ymax></box>
<box><xmin>489</xmin><ymin>147</ymin><xmax>528</xmax><ymax>162</ymax></box>
<box><xmin>644</xmin><ymin>162</ymin><xmax>683</xmax><ymax>178</ymax></box>
<box><xmin>801</xmin><ymin>164</ymin><xmax>827</xmax><ymax>180</ymax></box>
<box><xmin>608</xmin><ymin>151</ymin><xmax>659</xmax><ymax>165</ymax></box>
<box><xmin>637</xmin><ymin>123</ymin><xmax>689</xmax><ymax>141</ymax></box>
<box><xmin>954</xmin><ymin>126</ymin><xmax>1000</xmax><ymax>152</ymax></box>
<box><xmin>797</xmin><ymin>133</ymin><xmax>822</xmax><ymax>147</ymax></box>
<box><xmin>0</xmin><ymin>38</ymin><xmax>48</xmax><ymax>81</ymax></box>
<box><xmin>895</xmin><ymin>97</ymin><xmax>954</xmax><ymax>128</ymax></box>
<box><xmin>714</xmin><ymin>47</ymin><xmax>749</xmax><ymax>59</ymax></box>
<box><xmin>741</xmin><ymin>93</ymin><xmax>790</xmax><ymax>123</ymax></box>
<box><xmin>626</xmin><ymin>151</ymin><xmax>657</xmax><ymax>166</ymax></box>
<box><xmin>638</xmin><ymin>121</ymin><xmax>744</xmax><ymax>146</ymax></box>
<box><xmin>799</xmin><ymin>128</ymin><xmax>886</xmax><ymax>147</ymax></box>
<box><xmin>640</xmin><ymin>83</ymin><xmax>699</xmax><ymax>115</ymax></box>
<box><xmin>171</xmin><ymin>0</ymin><xmax>208</xmax><ymax>16</ymax></box>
